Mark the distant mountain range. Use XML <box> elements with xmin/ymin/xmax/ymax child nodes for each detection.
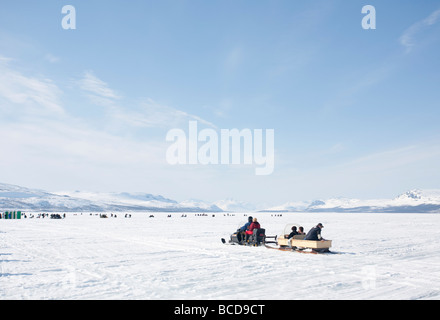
<box><xmin>0</xmin><ymin>183</ymin><xmax>221</xmax><ymax>213</ymax></box>
<box><xmin>261</xmin><ymin>190</ymin><xmax>440</xmax><ymax>213</ymax></box>
<box><xmin>1</xmin><ymin>183</ymin><xmax>440</xmax><ymax>213</ymax></box>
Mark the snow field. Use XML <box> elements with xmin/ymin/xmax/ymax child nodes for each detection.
<box><xmin>1</xmin><ymin>212</ymin><xmax>440</xmax><ymax>300</ymax></box>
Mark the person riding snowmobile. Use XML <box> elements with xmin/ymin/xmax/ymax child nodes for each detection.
<box><xmin>238</xmin><ymin>216</ymin><xmax>253</xmax><ymax>232</ymax></box>
<box><xmin>236</xmin><ymin>216</ymin><xmax>253</xmax><ymax>242</ymax></box>
<box><xmin>245</xmin><ymin>218</ymin><xmax>261</xmax><ymax>242</ymax></box>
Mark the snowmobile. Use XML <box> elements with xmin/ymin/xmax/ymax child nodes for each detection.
<box><xmin>264</xmin><ymin>223</ymin><xmax>333</xmax><ymax>254</ymax></box>
<box><xmin>221</xmin><ymin>224</ymin><xmax>273</xmax><ymax>247</ymax></box>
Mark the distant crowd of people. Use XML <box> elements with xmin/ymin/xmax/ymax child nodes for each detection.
<box><xmin>18</xmin><ymin>213</ymin><xmax>66</xmax><ymax>219</ymax></box>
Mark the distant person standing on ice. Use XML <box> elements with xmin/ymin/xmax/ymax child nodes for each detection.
<box><xmin>304</xmin><ymin>223</ymin><xmax>325</xmax><ymax>241</ymax></box>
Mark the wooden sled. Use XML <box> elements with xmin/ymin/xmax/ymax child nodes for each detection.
<box><xmin>274</xmin><ymin>224</ymin><xmax>332</xmax><ymax>253</ymax></box>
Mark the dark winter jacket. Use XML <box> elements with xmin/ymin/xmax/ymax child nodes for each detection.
<box><xmin>304</xmin><ymin>226</ymin><xmax>322</xmax><ymax>241</ymax></box>
<box><xmin>287</xmin><ymin>231</ymin><xmax>298</xmax><ymax>239</ymax></box>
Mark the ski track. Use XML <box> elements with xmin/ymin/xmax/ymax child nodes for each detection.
<box><xmin>1</xmin><ymin>212</ymin><xmax>440</xmax><ymax>299</ymax></box>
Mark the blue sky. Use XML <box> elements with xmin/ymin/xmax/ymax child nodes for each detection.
<box><xmin>1</xmin><ymin>0</ymin><xmax>440</xmax><ymax>206</ymax></box>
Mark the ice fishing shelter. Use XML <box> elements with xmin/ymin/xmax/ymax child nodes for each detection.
<box><xmin>1</xmin><ymin>211</ymin><xmax>22</xmax><ymax>219</ymax></box>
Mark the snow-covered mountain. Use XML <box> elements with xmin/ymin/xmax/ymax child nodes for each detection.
<box><xmin>0</xmin><ymin>183</ymin><xmax>222</xmax><ymax>212</ymax></box>
<box><xmin>261</xmin><ymin>190</ymin><xmax>440</xmax><ymax>213</ymax></box>
<box><xmin>261</xmin><ymin>201</ymin><xmax>311</xmax><ymax>212</ymax></box>
<box><xmin>213</xmin><ymin>199</ymin><xmax>257</xmax><ymax>212</ymax></box>
<box><xmin>2</xmin><ymin>183</ymin><xmax>440</xmax><ymax>213</ymax></box>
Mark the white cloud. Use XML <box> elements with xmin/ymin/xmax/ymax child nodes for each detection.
<box><xmin>0</xmin><ymin>119</ymin><xmax>165</xmax><ymax>166</ymax></box>
<box><xmin>138</xmin><ymin>98</ymin><xmax>217</xmax><ymax>128</ymax></box>
<box><xmin>399</xmin><ymin>9</ymin><xmax>440</xmax><ymax>52</ymax></box>
<box><xmin>78</xmin><ymin>71</ymin><xmax>121</xmax><ymax>106</ymax></box>
<box><xmin>0</xmin><ymin>116</ymin><xmax>172</xmax><ymax>193</ymax></box>
<box><xmin>0</xmin><ymin>58</ymin><xmax>220</xmax><ymax>192</ymax></box>
<box><xmin>0</xmin><ymin>56</ymin><xmax>64</xmax><ymax>115</ymax></box>
<box><xmin>0</xmin><ymin>60</ymin><xmax>172</xmax><ymax>191</ymax></box>
<box><xmin>105</xmin><ymin>97</ymin><xmax>217</xmax><ymax>130</ymax></box>
<box><xmin>77</xmin><ymin>71</ymin><xmax>216</xmax><ymax>129</ymax></box>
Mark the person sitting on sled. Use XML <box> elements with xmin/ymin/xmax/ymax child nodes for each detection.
<box><xmin>298</xmin><ymin>226</ymin><xmax>305</xmax><ymax>235</ymax></box>
<box><xmin>287</xmin><ymin>226</ymin><xmax>298</xmax><ymax>239</ymax></box>
<box><xmin>304</xmin><ymin>223</ymin><xmax>325</xmax><ymax>241</ymax></box>
<box><xmin>245</xmin><ymin>218</ymin><xmax>261</xmax><ymax>241</ymax></box>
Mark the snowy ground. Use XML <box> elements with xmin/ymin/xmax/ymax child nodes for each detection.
<box><xmin>1</xmin><ymin>212</ymin><xmax>440</xmax><ymax>300</ymax></box>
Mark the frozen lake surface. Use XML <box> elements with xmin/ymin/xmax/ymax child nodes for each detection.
<box><xmin>1</xmin><ymin>212</ymin><xmax>440</xmax><ymax>300</ymax></box>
